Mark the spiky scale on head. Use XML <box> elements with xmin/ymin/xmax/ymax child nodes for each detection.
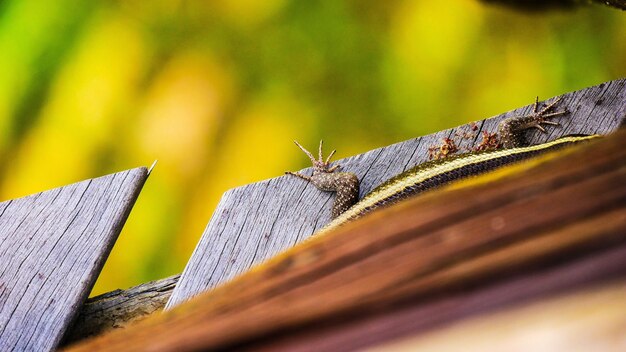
<box><xmin>286</xmin><ymin>140</ymin><xmax>360</xmax><ymax>219</ymax></box>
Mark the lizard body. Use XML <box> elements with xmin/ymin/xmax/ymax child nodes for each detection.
<box><xmin>286</xmin><ymin>98</ymin><xmax>600</xmax><ymax>235</ymax></box>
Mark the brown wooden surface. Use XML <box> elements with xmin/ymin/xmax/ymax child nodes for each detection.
<box><xmin>244</xmin><ymin>240</ymin><xmax>626</xmax><ymax>351</ymax></box>
<box><xmin>370</xmin><ymin>278</ymin><xmax>626</xmax><ymax>352</ymax></box>
<box><xmin>64</xmin><ymin>127</ymin><xmax>626</xmax><ymax>352</ymax></box>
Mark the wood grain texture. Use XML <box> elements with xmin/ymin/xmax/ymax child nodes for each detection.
<box><xmin>167</xmin><ymin>79</ymin><xmax>626</xmax><ymax>308</ymax></box>
<box><xmin>370</xmin><ymin>278</ymin><xmax>626</xmax><ymax>352</ymax></box>
<box><xmin>246</xmin><ymin>238</ymin><xmax>626</xmax><ymax>352</ymax></box>
<box><xmin>61</xmin><ymin>275</ymin><xmax>179</xmax><ymax>346</ymax></box>
<box><xmin>63</xmin><ymin>127</ymin><xmax>626</xmax><ymax>352</ymax></box>
<box><xmin>0</xmin><ymin>168</ymin><xmax>147</xmax><ymax>352</ymax></box>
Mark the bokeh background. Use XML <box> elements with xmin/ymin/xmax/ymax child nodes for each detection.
<box><xmin>0</xmin><ymin>0</ymin><xmax>624</xmax><ymax>296</ymax></box>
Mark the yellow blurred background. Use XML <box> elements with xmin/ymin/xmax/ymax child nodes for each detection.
<box><xmin>0</xmin><ymin>0</ymin><xmax>623</xmax><ymax>296</ymax></box>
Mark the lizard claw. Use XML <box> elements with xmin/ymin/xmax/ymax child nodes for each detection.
<box><xmin>526</xmin><ymin>96</ymin><xmax>568</xmax><ymax>132</ymax></box>
<box><xmin>497</xmin><ymin>96</ymin><xmax>570</xmax><ymax>148</ymax></box>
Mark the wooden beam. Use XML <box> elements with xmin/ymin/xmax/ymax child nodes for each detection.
<box><xmin>248</xmin><ymin>244</ymin><xmax>626</xmax><ymax>351</ymax></box>
<box><xmin>61</xmin><ymin>275</ymin><xmax>179</xmax><ymax>346</ymax></box>
<box><xmin>369</xmin><ymin>278</ymin><xmax>626</xmax><ymax>352</ymax></box>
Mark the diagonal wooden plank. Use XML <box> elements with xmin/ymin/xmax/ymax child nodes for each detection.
<box><xmin>0</xmin><ymin>167</ymin><xmax>148</xmax><ymax>352</ymax></box>
<box><xmin>167</xmin><ymin>79</ymin><xmax>626</xmax><ymax>308</ymax></box>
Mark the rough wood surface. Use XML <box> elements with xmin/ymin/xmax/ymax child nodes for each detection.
<box><xmin>167</xmin><ymin>79</ymin><xmax>626</xmax><ymax>308</ymax></box>
<box><xmin>64</xmin><ymin>128</ymin><xmax>626</xmax><ymax>352</ymax></box>
<box><xmin>0</xmin><ymin>168</ymin><xmax>147</xmax><ymax>352</ymax></box>
<box><xmin>61</xmin><ymin>275</ymin><xmax>179</xmax><ymax>346</ymax></box>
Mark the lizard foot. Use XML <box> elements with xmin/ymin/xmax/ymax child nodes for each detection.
<box><xmin>285</xmin><ymin>140</ymin><xmax>340</xmax><ymax>180</ymax></box>
<box><xmin>497</xmin><ymin>96</ymin><xmax>570</xmax><ymax>148</ymax></box>
<box><xmin>525</xmin><ymin>96</ymin><xmax>569</xmax><ymax>133</ymax></box>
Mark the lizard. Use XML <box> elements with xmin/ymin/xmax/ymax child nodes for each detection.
<box><xmin>286</xmin><ymin>97</ymin><xmax>600</xmax><ymax>235</ymax></box>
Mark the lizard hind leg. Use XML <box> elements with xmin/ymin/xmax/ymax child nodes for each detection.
<box><xmin>498</xmin><ymin>96</ymin><xmax>569</xmax><ymax>148</ymax></box>
<box><xmin>526</xmin><ymin>96</ymin><xmax>568</xmax><ymax>132</ymax></box>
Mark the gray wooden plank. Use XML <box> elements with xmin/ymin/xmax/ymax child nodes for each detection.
<box><xmin>166</xmin><ymin>79</ymin><xmax>626</xmax><ymax>309</ymax></box>
<box><xmin>0</xmin><ymin>167</ymin><xmax>147</xmax><ymax>351</ymax></box>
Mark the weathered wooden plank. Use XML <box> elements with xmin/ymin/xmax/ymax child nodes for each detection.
<box><xmin>61</xmin><ymin>274</ymin><xmax>179</xmax><ymax>346</ymax></box>
<box><xmin>63</xmin><ymin>127</ymin><xmax>626</xmax><ymax>352</ymax></box>
<box><xmin>167</xmin><ymin>79</ymin><xmax>626</xmax><ymax>308</ymax></box>
<box><xmin>0</xmin><ymin>167</ymin><xmax>147</xmax><ymax>352</ymax></box>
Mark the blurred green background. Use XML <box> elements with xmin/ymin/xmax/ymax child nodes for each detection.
<box><xmin>0</xmin><ymin>0</ymin><xmax>623</xmax><ymax>296</ymax></box>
